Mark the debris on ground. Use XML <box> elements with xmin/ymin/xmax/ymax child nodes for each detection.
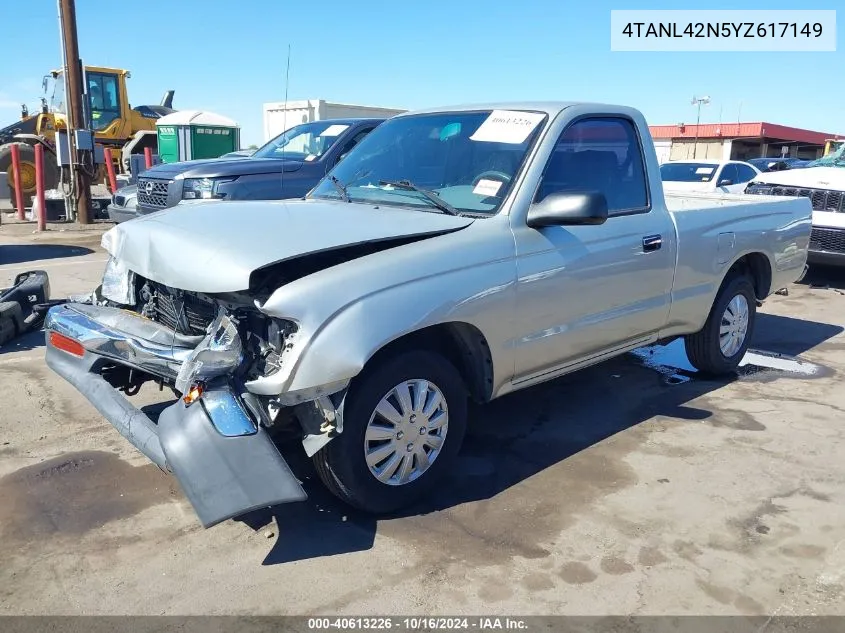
<box><xmin>0</xmin><ymin>270</ymin><xmax>51</xmax><ymax>346</ymax></box>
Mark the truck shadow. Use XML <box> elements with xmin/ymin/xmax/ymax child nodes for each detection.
<box><xmin>798</xmin><ymin>265</ymin><xmax>845</xmax><ymax>292</ymax></box>
<box><xmin>0</xmin><ymin>244</ymin><xmax>94</xmax><ymax>266</ymax></box>
<box><xmin>243</xmin><ymin>312</ymin><xmax>842</xmax><ymax>565</ymax></box>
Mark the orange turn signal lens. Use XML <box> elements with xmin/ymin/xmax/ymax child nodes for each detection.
<box><xmin>49</xmin><ymin>331</ymin><xmax>85</xmax><ymax>357</ymax></box>
<box><xmin>183</xmin><ymin>383</ymin><xmax>204</xmax><ymax>406</ymax></box>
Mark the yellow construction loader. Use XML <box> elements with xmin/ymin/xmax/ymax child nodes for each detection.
<box><xmin>823</xmin><ymin>139</ymin><xmax>843</xmax><ymax>157</ymax></box>
<box><xmin>0</xmin><ymin>65</ymin><xmax>174</xmax><ymax>203</ymax></box>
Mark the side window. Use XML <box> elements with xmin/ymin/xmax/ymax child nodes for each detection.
<box><xmin>735</xmin><ymin>164</ymin><xmax>758</xmax><ymax>183</ymax></box>
<box><xmin>335</xmin><ymin>127</ymin><xmax>375</xmax><ymax>165</ymax></box>
<box><xmin>718</xmin><ymin>163</ymin><xmax>739</xmax><ymax>185</ymax></box>
<box><xmin>87</xmin><ymin>73</ymin><xmax>121</xmax><ymax>131</ymax></box>
<box><xmin>536</xmin><ymin>117</ymin><xmax>648</xmax><ymax>214</ymax></box>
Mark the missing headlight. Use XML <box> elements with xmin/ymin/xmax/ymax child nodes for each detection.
<box><xmin>100</xmin><ymin>257</ymin><xmax>136</xmax><ymax>305</ymax></box>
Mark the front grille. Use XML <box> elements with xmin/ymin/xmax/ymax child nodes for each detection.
<box><xmin>142</xmin><ymin>281</ymin><xmax>217</xmax><ymax>336</ymax></box>
<box><xmin>809</xmin><ymin>227</ymin><xmax>845</xmax><ymax>254</ymax></box>
<box><xmin>746</xmin><ymin>183</ymin><xmax>845</xmax><ymax>213</ymax></box>
<box><xmin>136</xmin><ymin>178</ymin><xmax>171</xmax><ymax>209</ymax></box>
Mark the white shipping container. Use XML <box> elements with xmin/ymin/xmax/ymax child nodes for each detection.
<box><xmin>263</xmin><ymin>99</ymin><xmax>406</xmax><ymax>142</ymax></box>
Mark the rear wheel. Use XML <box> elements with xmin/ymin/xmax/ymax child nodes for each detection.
<box><xmin>313</xmin><ymin>350</ymin><xmax>468</xmax><ymax>513</ymax></box>
<box><xmin>684</xmin><ymin>274</ymin><xmax>756</xmax><ymax>375</ymax></box>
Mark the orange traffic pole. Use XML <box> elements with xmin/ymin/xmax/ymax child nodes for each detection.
<box><xmin>103</xmin><ymin>147</ymin><xmax>118</xmax><ymax>193</ymax></box>
<box><xmin>10</xmin><ymin>144</ymin><xmax>25</xmax><ymax>220</ymax></box>
<box><xmin>34</xmin><ymin>144</ymin><xmax>47</xmax><ymax>231</ymax></box>
<box><xmin>144</xmin><ymin>147</ymin><xmax>153</xmax><ymax>169</ymax></box>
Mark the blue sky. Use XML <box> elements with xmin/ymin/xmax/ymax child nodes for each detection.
<box><xmin>0</xmin><ymin>0</ymin><xmax>842</xmax><ymax>147</ymax></box>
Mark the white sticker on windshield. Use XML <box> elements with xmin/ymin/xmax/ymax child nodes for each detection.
<box><xmin>472</xmin><ymin>179</ymin><xmax>503</xmax><ymax>197</ymax></box>
<box><xmin>470</xmin><ymin>110</ymin><xmax>545</xmax><ymax>144</ymax></box>
<box><xmin>319</xmin><ymin>124</ymin><xmax>349</xmax><ymax>137</ymax></box>
<box><xmin>695</xmin><ymin>167</ymin><xmax>715</xmax><ymax>175</ymax></box>
<box><xmin>304</xmin><ymin>154</ymin><xmax>317</xmax><ymax>161</ymax></box>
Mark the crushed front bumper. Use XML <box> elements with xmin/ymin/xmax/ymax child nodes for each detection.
<box><xmin>44</xmin><ymin>303</ymin><xmax>307</xmax><ymax>528</ymax></box>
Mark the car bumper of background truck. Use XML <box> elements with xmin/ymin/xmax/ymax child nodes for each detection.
<box><xmin>808</xmin><ymin>249</ymin><xmax>845</xmax><ymax>267</ymax></box>
<box><xmin>43</xmin><ymin>303</ymin><xmax>307</xmax><ymax>528</ymax></box>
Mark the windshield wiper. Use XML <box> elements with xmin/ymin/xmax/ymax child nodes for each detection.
<box><xmin>378</xmin><ymin>180</ymin><xmax>459</xmax><ymax>216</ymax></box>
<box><xmin>327</xmin><ymin>174</ymin><xmax>349</xmax><ymax>202</ymax></box>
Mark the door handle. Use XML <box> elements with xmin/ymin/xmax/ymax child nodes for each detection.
<box><xmin>642</xmin><ymin>235</ymin><xmax>662</xmax><ymax>252</ymax></box>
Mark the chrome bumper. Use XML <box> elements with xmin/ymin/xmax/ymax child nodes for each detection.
<box><xmin>43</xmin><ymin>303</ymin><xmax>308</xmax><ymax>528</ymax></box>
<box><xmin>45</xmin><ymin>302</ymin><xmax>198</xmax><ymax>380</ymax></box>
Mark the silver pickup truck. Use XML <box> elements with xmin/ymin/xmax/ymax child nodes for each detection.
<box><xmin>44</xmin><ymin>102</ymin><xmax>812</xmax><ymax>528</ymax></box>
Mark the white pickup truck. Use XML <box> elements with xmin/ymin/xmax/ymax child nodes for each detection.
<box><xmin>44</xmin><ymin>102</ymin><xmax>812</xmax><ymax>528</ymax></box>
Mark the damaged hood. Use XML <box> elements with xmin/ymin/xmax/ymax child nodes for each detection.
<box><xmin>101</xmin><ymin>200</ymin><xmax>474</xmax><ymax>293</ymax></box>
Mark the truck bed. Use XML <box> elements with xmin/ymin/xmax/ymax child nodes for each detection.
<box><xmin>664</xmin><ymin>190</ymin><xmax>801</xmax><ymax>212</ymax></box>
<box><xmin>660</xmin><ymin>190</ymin><xmax>812</xmax><ymax>340</ymax></box>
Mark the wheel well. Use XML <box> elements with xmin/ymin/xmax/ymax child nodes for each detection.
<box><xmin>365</xmin><ymin>323</ymin><xmax>494</xmax><ymax>403</ymax></box>
<box><xmin>725</xmin><ymin>253</ymin><xmax>772</xmax><ymax>300</ymax></box>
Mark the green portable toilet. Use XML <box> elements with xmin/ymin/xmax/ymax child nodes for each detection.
<box><xmin>156</xmin><ymin>110</ymin><xmax>240</xmax><ymax>163</ymax></box>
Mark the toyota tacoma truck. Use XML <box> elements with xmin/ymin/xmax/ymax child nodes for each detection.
<box><xmin>44</xmin><ymin>102</ymin><xmax>812</xmax><ymax>528</ymax></box>
<box><xmin>745</xmin><ymin>155</ymin><xmax>845</xmax><ymax>266</ymax></box>
<box><xmin>134</xmin><ymin>118</ymin><xmax>384</xmax><ymax>215</ymax></box>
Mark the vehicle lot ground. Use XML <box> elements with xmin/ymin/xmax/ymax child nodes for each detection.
<box><xmin>2</xmin><ymin>220</ymin><xmax>845</xmax><ymax>616</ymax></box>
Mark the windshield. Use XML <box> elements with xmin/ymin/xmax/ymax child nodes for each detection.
<box><xmin>660</xmin><ymin>162</ymin><xmax>719</xmax><ymax>182</ymax></box>
<box><xmin>50</xmin><ymin>73</ymin><xmax>66</xmax><ymax>114</ymax></box>
<box><xmin>252</xmin><ymin>121</ymin><xmax>352</xmax><ymax>160</ymax></box>
<box><xmin>308</xmin><ymin>110</ymin><xmax>547</xmax><ymax>215</ymax></box>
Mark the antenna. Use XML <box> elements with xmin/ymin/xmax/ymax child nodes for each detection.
<box><xmin>280</xmin><ymin>44</ymin><xmax>290</xmax><ymax>192</ymax></box>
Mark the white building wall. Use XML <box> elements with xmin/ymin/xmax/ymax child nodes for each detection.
<box><xmin>263</xmin><ymin>99</ymin><xmax>406</xmax><ymax>142</ymax></box>
<box><xmin>653</xmin><ymin>140</ymin><xmax>672</xmax><ymax>164</ymax></box>
<box><xmin>721</xmin><ymin>139</ymin><xmax>733</xmax><ymax>161</ymax></box>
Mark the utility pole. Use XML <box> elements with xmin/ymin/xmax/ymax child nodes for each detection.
<box><xmin>690</xmin><ymin>95</ymin><xmax>710</xmax><ymax>159</ymax></box>
<box><xmin>59</xmin><ymin>0</ymin><xmax>91</xmax><ymax>224</ymax></box>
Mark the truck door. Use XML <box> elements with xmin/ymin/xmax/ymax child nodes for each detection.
<box><xmin>512</xmin><ymin>116</ymin><xmax>676</xmax><ymax>383</ymax></box>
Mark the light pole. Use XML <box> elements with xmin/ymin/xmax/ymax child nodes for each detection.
<box><xmin>691</xmin><ymin>96</ymin><xmax>710</xmax><ymax>158</ymax></box>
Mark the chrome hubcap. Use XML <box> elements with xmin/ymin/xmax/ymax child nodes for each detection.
<box><xmin>364</xmin><ymin>379</ymin><xmax>449</xmax><ymax>486</ymax></box>
<box><xmin>719</xmin><ymin>294</ymin><xmax>749</xmax><ymax>357</ymax></box>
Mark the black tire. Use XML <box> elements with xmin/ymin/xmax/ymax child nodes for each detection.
<box><xmin>685</xmin><ymin>274</ymin><xmax>757</xmax><ymax>375</ymax></box>
<box><xmin>313</xmin><ymin>350</ymin><xmax>468</xmax><ymax>514</ymax></box>
<box><xmin>0</xmin><ymin>301</ymin><xmax>21</xmax><ymax>347</ymax></box>
<box><xmin>0</xmin><ymin>142</ymin><xmax>59</xmax><ymax>207</ymax></box>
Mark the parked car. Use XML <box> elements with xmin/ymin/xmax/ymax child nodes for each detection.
<box><xmin>106</xmin><ymin>184</ymin><xmax>140</xmax><ymax>223</ymax></box>
<box><xmin>747</xmin><ymin>157</ymin><xmax>810</xmax><ymax>172</ymax></box>
<box><xmin>134</xmin><ymin>118</ymin><xmax>386</xmax><ymax>215</ymax></box>
<box><xmin>44</xmin><ymin>102</ymin><xmax>811</xmax><ymax>528</ymax></box>
<box><xmin>660</xmin><ymin>159</ymin><xmax>761</xmax><ymax>194</ymax></box>
<box><xmin>745</xmin><ymin>166</ymin><xmax>845</xmax><ymax>266</ymax></box>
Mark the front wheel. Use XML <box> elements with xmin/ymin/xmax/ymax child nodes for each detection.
<box><xmin>684</xmin><ymin>274</ymin><xmax>757</xmax><ymax>375</ymax></box>
<box><xmin>0</xmin><ymin>143</ymin><xmax>59</xmax><ymax>207</ymax></box>
<box><xmin>313</xmin><ymin>350</ymin><xmax>468</xmax><ymax>513</ymax></box>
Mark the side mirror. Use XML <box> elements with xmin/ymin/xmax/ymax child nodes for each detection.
<box><xmin>718</xmin><ymin>179</ymin><xmax>733</xmax><ymax>186</ymax></box>
<box><xmin>527</xmin><ymin>191</ymin><xmax>608</xmax><ymax>228</ymax></box>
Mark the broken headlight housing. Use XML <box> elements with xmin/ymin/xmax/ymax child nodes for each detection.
<box><xmin>100</xmin><ymin>256</ymin><xmax>136</xmax><ymax>305</ymax></box>
<box><xmin>175</xmin><ymin>311</ymin><xmax>244</xmax><ymax>394</ymax></box>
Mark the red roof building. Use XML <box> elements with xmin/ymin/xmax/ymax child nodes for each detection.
<box><xmin>648</xmin><ymin>122</ymin><xmax>842</xmax><ymax>162</ymax></box>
